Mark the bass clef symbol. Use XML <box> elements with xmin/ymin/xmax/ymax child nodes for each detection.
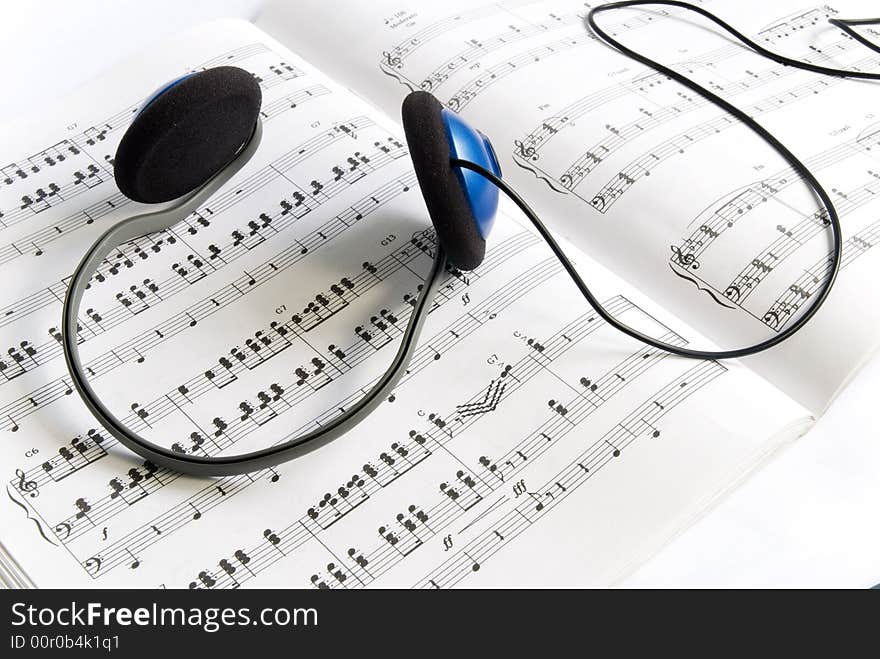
<box><xmin>84</xmin><ymin>555</ymin><xmax>103</xmax><ymax>576</ymax></box>
<box><xmin>15</xmin><ymin>468</ymin><xmax>38</xmax><ymax>498</ymax></box>
<box><xmin>54</xmin><ymin>522</ymin><xmax>71</xmax><ymax>541</ymax></box>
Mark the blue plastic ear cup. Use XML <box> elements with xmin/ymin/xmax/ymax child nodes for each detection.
<box><xmin>441</xmin><ymin>108</ymin><xmax>501</xmax><ymax>239</ymax></box>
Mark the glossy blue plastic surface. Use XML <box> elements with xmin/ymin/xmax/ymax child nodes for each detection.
<box><xmin>135</xmin><ymin>73</ymin><xmax>196</xmax><ymax>117</ymax></box>
<box><xmin>442</xmin><ymin>108</ymin><xmax>501</xmax><ymax>240</ymax></box>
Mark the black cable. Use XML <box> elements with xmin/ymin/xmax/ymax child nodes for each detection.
<box><xmin>457</xmin><ymin>1</ymin><xmax>879</xmax><ymax>359</ymax></box>
<box><xmin>829</xmin><ymin>17</ymin><xmax>880</xmax><ymax>56</ymax></box>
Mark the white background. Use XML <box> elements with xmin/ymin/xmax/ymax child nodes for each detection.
<box><xmin>1</xmin><ymin>0</ymin><xmax>878</xmax><ymax>588</ymax></box>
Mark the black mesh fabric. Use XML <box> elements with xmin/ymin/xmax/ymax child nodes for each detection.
<box><xmin>401</xmin><ymin>91</ymin><xmax>485</xmax><ymax>270</ymax></box>
<box><xmin>114</xmin><ymin>66</ymin><xmax>261</xmax><ymax>203</ymax></box>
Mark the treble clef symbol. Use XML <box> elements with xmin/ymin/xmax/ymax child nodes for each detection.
<box><xmin>15</xmin><ymin>468</ymin><xmax>38</xmax><ymax>498</ymax></box>
<box><xmin>513</xmin><ymin>139</ymin><xmax>538</xmax><ymax>161</ymax></box>
<box><xmin>381</xmin><ymin>51</ymin><xmax>402</xmax><ymax>69</ymax></box>
<box><xmin>670</xmin><ymin>245</ymin><xmax>700</xmax><ymax>270</ymax></box>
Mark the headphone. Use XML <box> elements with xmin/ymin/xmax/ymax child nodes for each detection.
<box><xmin>62</xmin><ymin>2</ymin><xmax>878</xmax><ymax>476</ymax></box>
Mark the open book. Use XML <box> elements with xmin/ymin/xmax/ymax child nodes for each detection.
<box><xmin>0</xmin><ymin>0</ymin><xmax>876</xmax><ymax>588</ymax></box>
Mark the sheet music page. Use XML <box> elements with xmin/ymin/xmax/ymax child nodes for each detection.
<box><xmin>259</xmin><ymin>0</ymin><xmax>880</xmax><ymax>414</ymax></box>
<box><xmin>0</xmin><ymin>19</ymin><xmax>810</xmax><ymax>589</ymax></box>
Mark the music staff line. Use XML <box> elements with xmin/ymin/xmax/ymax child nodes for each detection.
<box><xmin>415</xmin><ymin>360</ymin><xmax>726</xmax><ymax>588</ymax></box>
<box><xmin>555</xmin><ymin>39</ymin><xmax>856</xmax><ymax>195</ymax></box>
<box><xmin>57</xmin><ymin>250</ymin><xmax>568</xmax><ymax>578</ymax></box>
<box><xmin>513</xmin><ymin>6</ymin><xmax>845</xmax><ymax>172</ymax></box>
<box><xmin>296</xmin><ymin>334</ymin><xmax>686</xmax><ymax>589</ymax></box>
<box><xmin>763</xmin><ymin>215</ymin><xmax>880</xmax><ymax>330</ymax></box>
<box><xmin>725</xmin><ymin>173</ymin><xmax>880</xmax><ymax>303</ymax></box>
<box><xmin>0</xmin><ymin>43</ymin><xmax>298</xmax><ymax>194</ymax></box>
<box><xmin>0</xmin><ymin>43</ymin><xmax>270</xmax><ymax>199</ymax></box>
<box><xmin>39</xmin><ymin>231</ymin><xmax>538</xmax><ymax>545</ymax></box>
<box><xmin>0</xmin><ymin>172</ymin><xmax>417</xmax><ymax>435</ymax></box>
<box><xmin>669</xmin><ymin>169</ymin><xmax>880</xmax><ymax>328</ymax></box>
<box><xmin>185</xmin><ymin>299</ymin><xmax>679</xmax><ymax>588</ymax></box>
<box><xmin>0</xmin><ymin>86</ymin><xmax>335</xmax><ymax>331</ymax></box>
<box><xmin>0</xmin><ymin>106</ymin><xmax>372</xmax><ymax>341</ymax></box>
<box><xmin>0</xmin><ymin>117</ymin><xmax>404</xmax><ymax>385</ymax></box>
<box><xmin>670</xmin><ymin>124</ymin><xmax>879</xmax><ymax>271</ymax></box>
<box><xmin>0</xmin><ymin>80</ymin><xmax>330</xmax><ymax>270</ymax></box>
<box><xmin>380</xmin><ymin>3</ymin><xmax>503</xmax><ymax>70</ymax></box>
<box><xmin>381</xmin><ymin>3</ymin><xmax>666</xmax><ymax>112</ymax></box>
<box><xmin>586</xmin><ymin>58</ymin><xmax>873</xmax><ymax>213</ymax></box>
<box><xmin>513</xmin><ymin>38</ymin><xmax>744</xmax><ymax>163</ymax></box>
<box><xmin>409</xmin><ymin>10</ymin><xmax>586</xmax><ymax>93</ymax></box>
<box><xmin>192</xmin><ymin>325</ymin><xmax>700</xmax><ymax>589</ymax></box>
<box><xmin>0</xmin><ymin>48</ymin><xmax>303</xmax><ymax>234</ymax></box>
<box><xmin>9</xmin><ymin>225</ymin><xmax>526</xmax><ymax>502</ymax></box>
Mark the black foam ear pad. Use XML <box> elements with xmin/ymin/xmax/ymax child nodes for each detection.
<box><xmin>114</xmin><ymin>66</ymin><xmax>262</xmax><ymax>204</ymax></box>
<box><xmin>401</xmin><ymin>91</ymin><xmax>485</xmax><ymax>271</ymax></box>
